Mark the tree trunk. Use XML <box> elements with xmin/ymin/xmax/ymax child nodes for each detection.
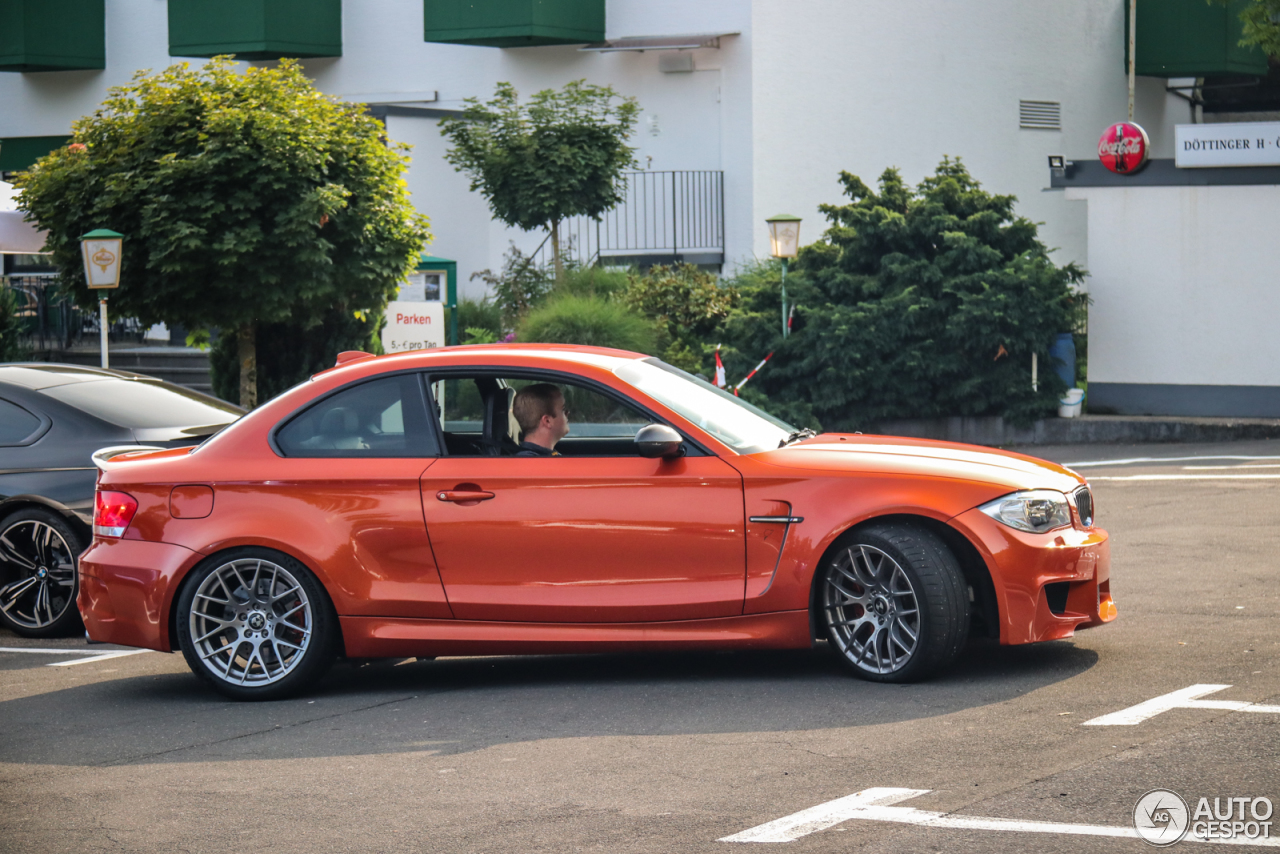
<box><xmin>237</xmin><ymin>324</ymin><xmax>258</xmax><ymax>409</ymax></box>
<box><xmin>550</xmin><ymin>218</ymin><xmax>564</xmax><ymax>284</ymax></box>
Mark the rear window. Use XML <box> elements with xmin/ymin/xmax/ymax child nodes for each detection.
<box><xmin>0</xmin><ymin>398</ymin><xmax>43</xmax><ymax>445</ymax></box>
<box><xmin>39</xmin><ymin>380</ymin><xmax>242</xmax><ymax>429</ymax></box>
<box><xmin>275</xmin><ymin>374</ymin><xmax>437</xmax><ymax>458</ymax></box>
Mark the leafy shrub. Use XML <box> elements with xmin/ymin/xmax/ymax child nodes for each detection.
<box><xmin>621</xmin><ymin>263</ymin><xmax>736</xmax><ymax>373</ymax></box>
<box><xmin>556</xmin><ymin>265</ymin><xmax>631</xmax><ymax>301</ymax></box>
<box><xmin>0</xmin><ymin>288</ymin><xmax>30</xmax><ymax>362</ymax></box>
<box><xmin>448</xmin><ymin>296</ymin><xmax>503</xmax><ymax>343</ymax></box>
<box><xmin>517</xmin><ymin>294</ymin><xmax>655</xmax><ymax>354</ymax></box>
<box><xmin>210</xmin><ymin>307</ymin><xmax>382</xmax><ymax>404</ymax></box>
<box><xmin>470</xmin><ymin>243</ymin><xmax>552</xmax><ymax>331</ymax></box>
<box><xmin>716</xmin><ymin>159</ymin><xmax>1082</xmax><ymax>429</ymax></box>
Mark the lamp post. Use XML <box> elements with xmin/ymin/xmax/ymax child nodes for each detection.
<box><xmin>766</xmin><ymin>214</ymin><xmax>801</xmax><ymax>338</ymax></box>
<box><xmin>80</xmin><ymin>229</ymin><xmax>124</xmax><ymax>369</ymax></box>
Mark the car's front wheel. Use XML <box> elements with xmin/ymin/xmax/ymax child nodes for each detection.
<box><xmin>175</xmin><ymin>548</ymin><xmax>337</xmax><ymax>700</ymax></box>
<box><xmin>820</xmin><ymin>522</ymin><xmax>969</xmax><ymax>682</ymax></box>
<box><xmin>0</xmin><ymin>508</ymin><xmax>85</xmax><ymax>638</ymax></box>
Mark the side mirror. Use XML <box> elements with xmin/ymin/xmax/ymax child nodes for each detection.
<box><xmin>635</xmin><ymin>424</ymin><xmax>685</xmax><ymax>459</ymax></box>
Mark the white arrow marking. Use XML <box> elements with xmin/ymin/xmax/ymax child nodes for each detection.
<box><xmin>1084</xmin><ymin>685</ymin><xmax>1280</xmax><ymax>726</ymax></box>
<box><xmin>721</xmin><ymin>788</ymin><xmax>1280</xmax><ymax>845</ymax></box>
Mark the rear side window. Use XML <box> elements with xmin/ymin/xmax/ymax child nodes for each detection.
<box><xmin>0</xmin><ymin>398</ymin><xmax>43</xmax><ymax>445</ymax></box>
<box><xmin>276</xmin><ymin>374</ymin><xmax>437</xmax><ymax>458</ymax></box>
<box><xmin>39</xmin><ymin>379</ymin><xmax>242</xmax><ymax>429</ymax></box>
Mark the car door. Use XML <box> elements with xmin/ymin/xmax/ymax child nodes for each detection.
<box><xmin>419</xmin><ymin>372</ymin><xmax>747</xmax><ymax>623</ymax></box>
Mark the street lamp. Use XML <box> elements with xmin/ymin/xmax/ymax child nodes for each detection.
<box><xmin>766</xmin><ymin>214</ymin><xmax>801</xmax><ymax>337</ymax></box>
<box><xmin>80</xmin><ymin>229</ymin><xmax>124</xmax><ymax>369</ymax></box>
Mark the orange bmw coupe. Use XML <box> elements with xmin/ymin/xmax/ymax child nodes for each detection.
<box><xmin>79</xmin><ymin>345</ymin><xmax>1114</xmax><ymax>699</ymax></box>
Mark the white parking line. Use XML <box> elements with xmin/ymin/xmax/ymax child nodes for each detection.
<box><xmin>1067</xmin><ymin>455</ymin><xmax>1280</xmax><ymax>468</ymax></box>
<box><xmin>720</xmin><ymin>788</ymin><xmax>1280</xmax><ymax>845</ymax></box>
<box><xmin>1084</xmin><ymin>685</ymin><xmax>1280</xmax><ymax>726</ymax></box>
<box><xmin>45</xmin><ymin>649</ymin><xmax>150</xmax><ymax>667</ymax></box>
<box><xmin>1088</xmin><ymin>475</ymin><xmax>1280</xmax><ymax>481</ymax></box>
<box><xmin>0</xmin><ymin>646</ymin><xmax>150</xmax><ymax>667</ymax></box>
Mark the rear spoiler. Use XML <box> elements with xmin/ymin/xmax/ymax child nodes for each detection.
<box><xmin>92</xmin><ymin>445</ymin><xmax>168</xmax><ymax>472</ymax></box>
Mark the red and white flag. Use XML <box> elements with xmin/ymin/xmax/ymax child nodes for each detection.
<box><xmin>734</xmin><ymin>351</ymin><xmax>773</xmax><ymax>396</ymax></box>
<box><xmin>714</xmin><ymin>345</ymin><xmax>727</xmax><ymax>389</ymax></box>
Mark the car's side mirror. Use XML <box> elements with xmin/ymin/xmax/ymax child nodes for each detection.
<box><xmin>635</xmin><ymin>424</ymin><xmax>685</xmax><ymax>459</ymax></box>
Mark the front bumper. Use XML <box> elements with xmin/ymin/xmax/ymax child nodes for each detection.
<box><xmin>951</xmin><ymin>508</ymin><xmax>1115</xmax><ymax>645</ymax></box>
<box><xmin>78</xmin><ymin>538</ymin><xmax>203</xmax><ymax>651</ymax></box>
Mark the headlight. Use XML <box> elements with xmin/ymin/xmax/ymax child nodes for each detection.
<box><xmin>979</xmin><ymin>490</ymin><xmax>1072</xmax><ymax>533</ymax></box>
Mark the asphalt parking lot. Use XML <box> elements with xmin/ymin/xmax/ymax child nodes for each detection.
<box><xmin>2</xmin><ymin>440</ymin><xmax>1278</xmax><ymax>853</ymax></box>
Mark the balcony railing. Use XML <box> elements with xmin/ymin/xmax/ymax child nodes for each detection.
<box><xmin>532</xmin><ymin>170</ymin><xmax>724</xmax><ymax>269</ymax></box>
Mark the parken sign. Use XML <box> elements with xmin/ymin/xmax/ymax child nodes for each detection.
<box><xmin>1176</xmin><ymin>121</ymin><xmax>1280</xmax><ymax>168</ymax></box>
<box><xmin>381</xmin><ymin>301</ymin><xmax>445</xmax><ymax>353</ymax></box>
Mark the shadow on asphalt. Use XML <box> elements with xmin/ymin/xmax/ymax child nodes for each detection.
<box><xmin>0</xmin><ymin>639</ymin><xmax>1097</xmax><ymax>766</ymax></box>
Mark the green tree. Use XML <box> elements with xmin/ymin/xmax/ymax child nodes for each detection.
<box><xmin>15</xmin><ymin>58</ymin><xmax>429</xmax><ymax>407</ymax></box>
<box><xmin>716</xmin><ymin>159</ymin><xmax>1082</xmax><ymax>430</ymax></box>
<box><xmin>1215</xmin><ymin>0</ymin><xmax>1280</xmax><ymax>56</ymax></box>
<box><xmin>439</xmin><ymin>81</ymin><xmax>639</xmax><ymax>283</ymax></box>
<box><xmin>0</xmin><ymin>288</ymin><xmax>30</xmax><ymax>362</ymax></box>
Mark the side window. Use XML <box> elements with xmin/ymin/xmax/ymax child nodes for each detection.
<box><xmin>0</xmin><ymin>399</ymin><xmax>43</xmax><ymax>446</ymax></box>
<box><xmin>276</xmin><ymin>375</ymin><xmax>437</xmax><ymax>458</ymax></box>
<box><xmin>427</xmin><ymin>374</ymin><xmax>656</xmax><ymax>458</ymax></box>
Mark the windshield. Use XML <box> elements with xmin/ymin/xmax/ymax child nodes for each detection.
<box><xmin>613</xmin><ymin>358</ymin><xmax>794</xmax><ymax>454</ymax></box>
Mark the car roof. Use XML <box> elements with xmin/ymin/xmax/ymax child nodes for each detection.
<box><xmin>0</xmin><ymin>363</ymin><xmax>160</xmax><ymax>390</ymax></box>
<box><xmin>313</xmin><ymin>344</ymin><xmax>648</xmax><ymax>380</ymax></box>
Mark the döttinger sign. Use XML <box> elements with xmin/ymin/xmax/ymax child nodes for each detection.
<box><xmin>1176</xmin><ymin>122</ymin><xmax>1280</xmax><ymax>168</ymax></box>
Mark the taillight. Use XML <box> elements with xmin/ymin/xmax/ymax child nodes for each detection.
<box><xmin>94</xmin><ymin>491</ymin><xmax>138</xmax><ymax>538</ymax></box>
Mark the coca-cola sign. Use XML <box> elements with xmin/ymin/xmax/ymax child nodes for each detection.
<box><xmin>1098</xmin><ymin>122</ymin><xmax>1150</xmax><ymax>174</ymax></box>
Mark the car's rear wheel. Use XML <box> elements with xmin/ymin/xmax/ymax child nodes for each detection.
<box><xmin>0</xmin><ymin>508</ymin><xmax>84</xmax><ymax>638</ymax></box>
<box><xmin>820</xmin><ymin>522</ymin><xmax>969</xmax><ymax>683</ymax></box>
<box><xmin>175</xmin><ymin>549</ymin><xmax>337</xmax><ymax>700</ymax></box>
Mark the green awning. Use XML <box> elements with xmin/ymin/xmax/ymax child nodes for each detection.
<box><xmin>167</xmin><ymin>0</ymin><xmax>342</xmax><ymax>59</ymax></box>
<box><xmin>1126</xmin><ymin>0</ymin><xmax>1269</xmax><ymax>78</ymax></box>
<box><xmin>423</xmin><ymin>0</ymin><xmax>605</xmax><ymax>47</ymax></box>
<box><xmin>0</xmin><ymin>0</ymin><xmax>105</xmax><ymax>72</ymax></box>
<box><xmin>0</xmin><ymin>136</ymin><xmax>73</xmax><ymax>173</ymax></box>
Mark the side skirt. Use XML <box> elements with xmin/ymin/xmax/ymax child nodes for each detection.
<box><xmin>339</xmin><ymin>610</ymin><xmax>813</xmax><ymax>659</ymax></box>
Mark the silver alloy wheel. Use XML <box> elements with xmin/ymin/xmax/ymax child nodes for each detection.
<box><xmin>188</xmin><ymin>558</ymin><xmax>313</xmax><ymax>687</ymax></box>
<box><xmin>0</xmin><ymin>520</ymin><xmax>77</xmax><ymax>630</ymax></box>
<box><xmin>822</xmin><ymin>544</ymin><xmax>922</xmax><ymax>675</ymax></box>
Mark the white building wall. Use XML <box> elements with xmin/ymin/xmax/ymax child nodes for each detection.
<box><xmin>747</xmin><ymin>0</ymin><xmax>1185</xmax><ymax>271</ymax></box>
<box><xmin>1066</xmin><ymin>184</ymin><xmax>1280</xmax><ymax>389</ymax></box>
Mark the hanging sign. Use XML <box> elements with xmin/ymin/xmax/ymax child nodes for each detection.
<box><xmin>81</xmin><ymin>237</ymin><xmax>123</xmax><ymax>288</ymax></box>
<box><xmin>1097</xmin><ymin>122</ymin><xmax>1150</xmax><ymax>174</ymax></box>
<box><xmin>381</xmin><ymin>300</ymin><xmax>445</xmax><ymax>353</ymax></box>
<box><xmin>1175</xmin><ymin>122</ymin><xmax>1280</xmax><ymax>168</ymax></box>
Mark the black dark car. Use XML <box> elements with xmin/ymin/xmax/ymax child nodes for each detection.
<box><xmin>0</xmin><ymin>364</ymin><xmax>244</xmax><ymax>637</ymax></box>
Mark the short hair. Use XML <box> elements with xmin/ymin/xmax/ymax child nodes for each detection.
<box><xmin>512</xmin><ymin>384</ymin><xmax>563</xmax><ymax>435</ymax></box>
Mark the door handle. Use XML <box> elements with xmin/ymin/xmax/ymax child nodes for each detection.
<box><xmin>437</xmin><ymin>490</ymin><xmax>495</xmax><ymax>504</ymax></box>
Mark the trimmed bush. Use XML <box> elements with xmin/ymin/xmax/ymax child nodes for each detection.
<box><xmin>517</xmin><ymin>294</ymin><xmax>655</xmax><ymax>354</ymax></box>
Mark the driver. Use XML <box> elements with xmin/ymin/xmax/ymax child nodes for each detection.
<box><xmin>512</xmin><ymin>383</ymin><xmax>569</xmax><ymax>456</ymax></box>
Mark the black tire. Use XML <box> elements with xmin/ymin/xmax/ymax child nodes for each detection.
<box><xmin>175</xmin><ymin>548</ymin><xmax>338</xmax><ymax>700</ymax></box>
<box><xmin>0</xmin><ymin>507</ymin><xmax>85</xmax><ymax>638</ymax></box>
<box><xmin>819</xmin><ymin>522</ymin><xmax>969</xmax><ymax>683</ymax></box>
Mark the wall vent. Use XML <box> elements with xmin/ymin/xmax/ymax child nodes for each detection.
<box><xmin>1019</xmin><ymin>100</ymin><xmax>1062</xmax><ymax>130</ymax></box>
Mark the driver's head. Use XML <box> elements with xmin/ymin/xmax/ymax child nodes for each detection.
<box><xmin>513</xmin><ymin>384</ymin><xmax>567</xmax><ymax>440</ymax></box>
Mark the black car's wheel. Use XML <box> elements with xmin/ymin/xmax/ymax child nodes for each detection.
<box><xmin>175</xmin><ymin>548</ymin><xmax>338</xmax><ymax>700</ymax></box>
<box><xmin>820</xmin><ymin>522</ymin><xmax>969</xmax><ymax>683</ymax></box>
<box><xmin>0</xmin><ymin>508</ymin><xmax>85</xmax><ymax>638</ymax></box>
